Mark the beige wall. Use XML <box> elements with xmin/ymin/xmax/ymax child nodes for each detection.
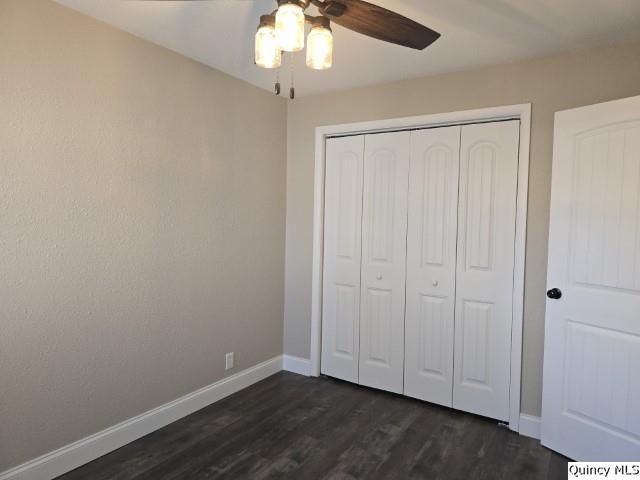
<box><xmin>0</xmin><ymin>0</ymin><xmax>286</xmax><ymax>471</ymax></box>
<box><xmin>284</xmin><ymin>42</ymin><xmax>640</xmax><ymax>417</ymax></box>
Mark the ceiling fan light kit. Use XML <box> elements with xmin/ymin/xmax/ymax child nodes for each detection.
<box><xmin>255</xmin><ymin>0</ymin><xmax>333</xmax><ymax>72</ymax></box>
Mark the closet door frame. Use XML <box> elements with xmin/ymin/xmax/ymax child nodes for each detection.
<box><xmin>311</xmin><ymin>104</ymin><xmax>531</xmax><ymax>433</ymax></box>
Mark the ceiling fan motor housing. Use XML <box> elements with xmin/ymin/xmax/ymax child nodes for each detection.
<box><xmin>321</xmin><ymin>2</ymin><xmax>347</xmax><ymax>17</ymax></box>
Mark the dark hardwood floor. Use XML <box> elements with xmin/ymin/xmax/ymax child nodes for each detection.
<box><xmin>58</xmin><ymin>372</ymin><xmax>568</xmax><ymax>479</ymax></box>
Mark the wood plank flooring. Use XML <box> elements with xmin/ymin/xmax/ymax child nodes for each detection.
<box><xmin>58</xmin><ymin>372</ymin><xmax>568</xmax><ymax>479</ymax></box>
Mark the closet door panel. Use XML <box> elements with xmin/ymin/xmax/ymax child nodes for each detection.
<box><xmin>453</xmin><ymin>121</ymin><xmax>520</xmax><ymax>421</ymax></box>
<box><xmin>321</xmin><ymin>135</ymin><xmax>365</xmax><ymax>383</ymax></box>
<box><xmin>359</xmin><ymin>131</ymin><xmax>410</xmax><ymax>394</ymax></box>
<box><xmin>404</xmin><ymin>126</ymin><xmax>461</xmax><ymax>406</ymax></box>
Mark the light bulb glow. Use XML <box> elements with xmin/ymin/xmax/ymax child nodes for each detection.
<box><xmin>275</xmin><ymin>3</ymin><xmax>305</xmax><ymax>52</ymax></box>
<box><xmin>255</xmin><ymin>24</ymin><xmax>281</xmax><ymax>69</ymax></box>
<box><xmin>306</xmin><ymin>26</ymin><xmax>333</xmax><ymax>70</ymax></box>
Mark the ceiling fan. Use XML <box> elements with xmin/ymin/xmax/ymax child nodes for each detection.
<box><xmin>141</xmin><ymin>0</ymin><xmax>441</xmax><ymax>98</ymax></box>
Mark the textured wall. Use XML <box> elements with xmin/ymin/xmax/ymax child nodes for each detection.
<box><xmin>0</xmin><ymin>0</ymin><xmax>286</xmax><ymax>470</ymax></box>
<box><xmin>284</xmin><ymin>41</ymin><xmax>640</xmax><ymax>417</ymax></box>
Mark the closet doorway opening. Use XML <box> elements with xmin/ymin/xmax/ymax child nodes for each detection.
<box><xmin>309</xmin><ymin>104</ymin><xmax>531</xmax><ymax>432</ymax></box>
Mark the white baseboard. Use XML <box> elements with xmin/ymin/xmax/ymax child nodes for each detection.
<box><xmin>519</xmin><ymin>414</ymin><xmax>541</xmax><ymax>440</ymax></box>
<box><xmin>0</xmin><ymin>355</ymin><xmax>283</xmax><ymax>480</ymax></box>
<box><xmin>282</xmin><ymin>355</ymin><xmax>312</xmax><ymax>376</ymax></box>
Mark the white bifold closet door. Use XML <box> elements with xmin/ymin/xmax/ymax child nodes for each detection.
<box><xmin>404</xmin><ymin>126</ymin><xmax>461</xmax><ymax>407</ymax></box>
<box><xmin>358</xmin><ymin>131</ymin><xmax>410</xmax><ymax>394</ymax></box>
<box><xmin>321</xmin><ymin>135</ymin><xmax>365</xmax><ymax>383</ymax></box>
<box><xmin>403</xmin><ymin>121</ymin><xmax>520</xmax><ymax>421</ymax></box>
<box><xmin>321</xmin><ymin>121</ymin><xmax>520</xmax><ymax>421</ymax></box>
<box><xmin>452</xmin><ymin>121</ymin><xmax>520</xmax><ymax>421</ymax></box>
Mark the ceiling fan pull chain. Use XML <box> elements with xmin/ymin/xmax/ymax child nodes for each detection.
<box><xmin>289</xmin><ymin>52</ymin><xmax>295</xmax><ymax>100</ymax></box>
<box><xmin>275</xmin><ymin>68</ymin><xmax>281</xmax><ymax>96</ymax></box>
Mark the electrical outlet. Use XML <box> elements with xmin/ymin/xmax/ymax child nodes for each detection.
<box><xmin>225</xmin><ymin>352</ymin><xmax>234</xmax><ymax>370</ymax></box>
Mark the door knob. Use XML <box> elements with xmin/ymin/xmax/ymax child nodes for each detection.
<box><xmin>376</xmin><ymin>273</ymin><xmax>383</xmax><ymax>280</ymax></box>
<box><xmin>432</xmin><ymin>280</ymin><xmax>439</xmax><ymax>287</ymax></box>
<box><xmin>546</xmin><ymin>288</ymin><xmax>562</xmax><ymax>300</ymax></box>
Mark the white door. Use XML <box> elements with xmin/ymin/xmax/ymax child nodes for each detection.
<box><xmin>404</xmin><ymin>126</ymin><xmax>461</xmax><ymax>407</ymax></box>
<box><xmin>453</xmin><ymin>121</ymin><xmax>520</xmax><ymax>421</ymax></box>
<box><xmin>358</xmin><ymin>131</ymin><xmax>410</xmax><ymax>394</ymax></box>
<box><xmin>541</xmin><ymin>96</ymin><xmax>640</xmax><ymax>461</ymax></box>
<box><xmin>321</xmin><ymin>135</ymin><xmax>364</xmax><ymax>383</ymax></box>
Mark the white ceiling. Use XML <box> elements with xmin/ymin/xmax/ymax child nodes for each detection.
<box><xmin>54</xmin><ymin>0</ymin><xmax>640</xmax><ymax>96</ymax></box>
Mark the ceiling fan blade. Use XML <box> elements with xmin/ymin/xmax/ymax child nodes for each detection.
<box><xmin>318</xmin><ymin>0</ymin><xmax>440</xmax><ymax>50</ymax></box>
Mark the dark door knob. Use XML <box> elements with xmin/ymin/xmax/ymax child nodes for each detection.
<box><xmin>547</xmin><ymin>288</ymin><xmax>562</xmax><ymax>300</ymax></box>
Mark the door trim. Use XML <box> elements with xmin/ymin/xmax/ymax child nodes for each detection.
<box><xmin>310</xmin><ymin>104</ymin><xmax>532</xmax><ymax>432</ymax></box>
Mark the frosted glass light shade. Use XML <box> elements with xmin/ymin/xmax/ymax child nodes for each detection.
<box><xmin>275</xmin><ymin>3</ymin><xmax>305</xmax><ymax>52</ymax></box>
<box><xmin>255</xmin><ymin>24</ymin><xmax>281</xmax><ymax>69</ymax></box>
<box><xmin>306</xmin><ymin>25</ymin><xmax>333</xmax><ymax>70</ymax></box>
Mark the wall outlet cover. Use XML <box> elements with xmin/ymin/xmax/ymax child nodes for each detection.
<box><xmin>225</xmin><ymin>352</ymin><xmax>234</xmax><ymax>370</ymax></box>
